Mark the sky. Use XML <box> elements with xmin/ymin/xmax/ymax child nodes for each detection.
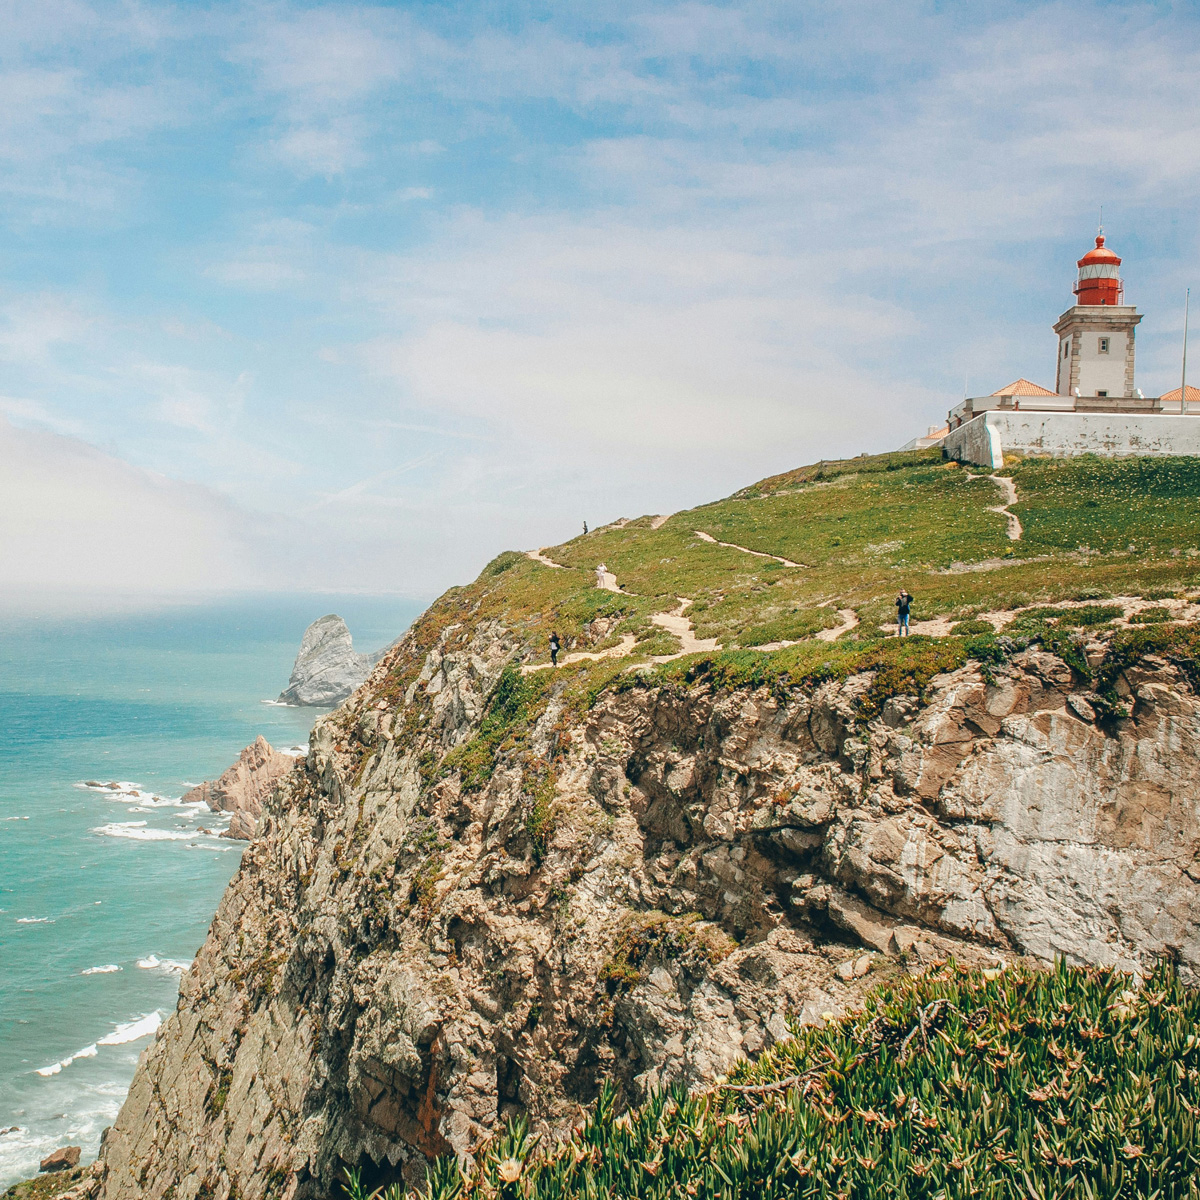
<box><xmin>1</xmin><ymin>0</ymin><xmax>1198</xmax><ymax>603</ymax></box>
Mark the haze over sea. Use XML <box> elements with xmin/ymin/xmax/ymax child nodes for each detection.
<box><xmin>0</xmin><ymin>596</ymin><xmax>423</xmax><ymax>1186</ymax></box>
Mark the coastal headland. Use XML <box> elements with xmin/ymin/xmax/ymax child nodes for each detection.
<box><xmin>51</xmin><ymin>448</ymin><xmax>1200</xmax><ymax>1198</ymax></box>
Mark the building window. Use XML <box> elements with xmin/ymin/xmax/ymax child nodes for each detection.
<box><xmin>1097</xmin><ymin>390</ymin><xmax>1108</xmax><ymax>398</ymax></box>
<box><xmin>1099</xmin><ymin>337</ymin><xmax>1110</xmax><ymax>353</ymax></box>
<box><xmin>1062</xmin><ymin>341</ymin><xmax>1069</xmax><ymax>358</ymax></box>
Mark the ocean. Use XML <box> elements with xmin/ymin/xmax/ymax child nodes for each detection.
<box><xmin>0</xmin><ymin>595</ymin><xmax>424</xmax><ymax>1186</ymax></box>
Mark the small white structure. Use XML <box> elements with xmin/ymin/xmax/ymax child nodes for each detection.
<box><xmin>934</xmin><ymin>233</ymin><xmax>1193</xmax><ymax>467</ymax></box>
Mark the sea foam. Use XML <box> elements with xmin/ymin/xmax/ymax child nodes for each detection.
<box><xmin>136</xmin><ymin>956</ymin><xmax>191</xmax><ymax>974</ymax></box>
<box><xmin>92</xmin><ymin>822</ymin><xmax>193</xmax><ymax>842</ymax></box>
<box><xmin>81</xmin><ymin>965</ymin><xmax>121</xmax><ymax>975</ymax></box>
<box><xmin>34</xmin><ymin>1012</ymin><xmax>161</xmax><ymax>1077</ymax></box>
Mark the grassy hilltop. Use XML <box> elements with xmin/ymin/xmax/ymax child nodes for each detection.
<box><xmin>372</xmin><ymin>449</ymin><xmax>1200</xmax><ymax>734</ymax></box>
<box><xmin>436</xmin><ymin>449</ymin><xmax>1199</xmax><ymax>651</ymax></box>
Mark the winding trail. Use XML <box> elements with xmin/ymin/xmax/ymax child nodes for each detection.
<box><xmin>966</xmin><ymin>473</ymin><xmax>1022</xmax><ymax>542</ymax></box>
<box><xmin>815</xmin><ymin>608</ymin><xmax>859</xmax><ymax>642</ymax></box>
<box><xmin>646</xmin><ymin>598</ymin><xmax>721</xmax><ymax>659</ymax></box>
<box><xmin>649</xmin><ymin>514</ymin><xmax>672</xmax><ymax>530</ymax></box>
<box><xmin>526</xmin><ymin>549</ymin><xmax>567</xmax><ymax>569</ymax></box>
<box><xmin>986</xmin><ymin>475</ymin><xmax>1022</xmax><ymax>541</ymax></box>
<box><xmin>522</xmin><ymin>635</ymin><xmax>639</xmax><ymax>673</ymax></box>
<box><xmin>693</xmin><ymin>530</ymin><xmax>803</xmax><ymax>567</ymax></box>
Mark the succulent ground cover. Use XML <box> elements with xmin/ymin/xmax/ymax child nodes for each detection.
<box><xmin>345</xmin><ymin>961</ymin><xmax>1200</xmax><ymax>1200</ymax></box>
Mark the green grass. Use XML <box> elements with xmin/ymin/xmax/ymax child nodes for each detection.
<box><xmin>1010</xmin><ymin>455</ymin><xmax>1200</xmax><ymax>555</ymax></box>
<box><xmin>356</xmin><ymin>961</ymin><xmax>1200</xmax><ymax>1200</ymax></box>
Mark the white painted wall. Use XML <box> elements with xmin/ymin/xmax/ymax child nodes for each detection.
<box><xmin>1075</xmin><ymin>329</ymin><xmax>1128</xmax><ymax>398</ymax></box>
<box><xmin>944</xmin><ymin>411</ymin><xmax>1200</xmax><ymax>468</ymax></box>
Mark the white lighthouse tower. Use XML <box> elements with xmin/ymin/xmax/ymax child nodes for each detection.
<box><xmin>1053</xmin><ymin>233</ymin><xmax>1141</xmax><ymax>400</ymax></box>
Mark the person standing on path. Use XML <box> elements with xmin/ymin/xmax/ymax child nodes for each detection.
<box><xmin>595</xmin><ymin>563</ymin><xmax>607</xmax><ymax>588</ymax></box>
<box><xmin>895</xmin><ymin>590</ymin><xmax>913</xmax><ymax>637</ymax></box>
<box><xmin>549</xmin><ymin>631</ymin><xmax>561</xmax><ymax>667</ymax></box>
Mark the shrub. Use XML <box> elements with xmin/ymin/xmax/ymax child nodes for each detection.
<box><xmin>1129</xmin><ymin>606</ymin><xmax>1171</xmax><ymax>624</ymax></box>
<box><xmin>739</xmin><ymin>608</ymin><xmax>841</xmax><ymax>647</ymax></box>
<box><xmin>948</xmin><ymin>618</ymin><xmax>995</xmax><ymax>636</ymax></box>
<box><xmin>442</xmin><ymin>665</ymin><xmax>550</xmax><ymax>791</ymax></box>
<box><xmin>482</xmin><ymin>550</ymin><xmax>526</xmax><ymax>577</ymax></box>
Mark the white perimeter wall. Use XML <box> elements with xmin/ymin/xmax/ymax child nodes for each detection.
<box><xmin>943</xmin><ymin>411</ymin><xmax>1200</xmax><ymax>469</ymax></box>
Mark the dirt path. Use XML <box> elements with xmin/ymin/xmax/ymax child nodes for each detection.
<box><xmin>966</xmin><ymin>473</ymin><xmax>1022</xmax><ymax>541</ymax></box>
<box><xmin>986</xmin><ymin>475</ymin><xmax>1022</xmax><ymax>541</ymax></box>
<box><xmin>693</xmin><ymin>530</ymin><xmax>802</xmax><ymax>567</ymax></box>
<box><xmin>649</xmin><ymin>514</ymin><xmax>672</xmax><ymax>530</ymax></box>
<box><xmin>522</xmin><ymin>635</ymin><xmax>639</xmax><ymax>674</ymax></box>
<box><xmin>815</xmin><ymin>608</ymin><xmax>859</xmax><ymax>642</ymax></box>
<box><xmin>525</xmin><ymin>549</ymin><xmax>567</xmax><ymax>569</ymax></box>
<box><xmin>903</xmin><ymin>594</ymin><xmax>1200</xmax><ymax>638</ymax></box>
<box><xmin>646</xmin><ymin>598</ymin><xmax>721</xmax><ymax>659</ymax></box>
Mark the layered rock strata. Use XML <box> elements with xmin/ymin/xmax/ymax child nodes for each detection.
<box><xmin>93</xmin><ymin>625</ymin><xmax>1200</xmax><ymax>1199</ymax></box>
<box><xmin>183</xmin><ymin>736</ymin><xmax>298</xmax><ymax>841</ymax></box>
<box><xmin>279</xmin><ymin>615</ymin><xmax>374</xmax><ymax>707</ymax></box>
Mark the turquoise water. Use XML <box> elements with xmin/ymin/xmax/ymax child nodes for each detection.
<box><xmin>0</xmin><ymin>596</ymin><xmax>424</xmax><ymax>1185</ymax></box>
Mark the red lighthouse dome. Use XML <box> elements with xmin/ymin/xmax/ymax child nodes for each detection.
<box><xmin>1074</xmin><ymin>234</ymin><xmax>1123</xmax><ymax>306</ymax></box>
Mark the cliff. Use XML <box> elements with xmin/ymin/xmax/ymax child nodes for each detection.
<box><xmin>279</xmin><ymin>615</ymin><xmax>374</xmax><ymax>707</ymax></box>
<box><xmin>182</xmin><ymin>736</ymin><xmax>298</xmax><ymax>841</ymax></box>
<box><xmin>83</xmin><ymin>450</ymin><xmax>1200</xmax><ymax>1198</ymax></box>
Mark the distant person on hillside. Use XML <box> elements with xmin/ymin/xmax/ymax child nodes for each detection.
<box><xmin>549</xmin><ymin>631</ymin><xmax>561</xmax><ymax>667</ymax></box>
<box><xmin>596</xmin><ymin>563</ymin><xmax>607</xmax><ymax>587</ymax></box>
<box><xmin>583</xmin><ymin>521</ymin><xmax>588</xmax><ymax>534</ymax></box>
<box><xmin>896</xmin><ymin>590</ymin><xmax>913</xmax><ymax>637</ymax></box>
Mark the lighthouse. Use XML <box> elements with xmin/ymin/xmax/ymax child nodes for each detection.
<box><xmin>1053</xmin><ymin>234</ymin><xmax>1141</xmax><ymax>399</ymax></box>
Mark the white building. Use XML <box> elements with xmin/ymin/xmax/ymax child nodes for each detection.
<box><xmin>936</xmin><ymin>234</ymin><xmax>1197</xmax><ymax>469</ymax></box>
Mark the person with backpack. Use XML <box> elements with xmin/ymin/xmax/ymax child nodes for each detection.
<box><xmin>549</xmin><ymin>631</ymin><xmax>561</xmax><ymax>667</ymax></box>
<box><xmin>895</xmin><ymin>590</ymin><xmax>913</xmax><ymax>637</ymax></box>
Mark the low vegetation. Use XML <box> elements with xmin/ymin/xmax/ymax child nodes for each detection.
<box><xmin>345</xmin><ymin>961</ymin><xmax>1200</xmax><ymax>1200</ymax></box>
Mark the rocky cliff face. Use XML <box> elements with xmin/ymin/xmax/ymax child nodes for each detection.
<box><xmin>182</xmin><ymin>736</ymin><xmax>298</xmax><ymax>840</ymax></box>
<box><xmin>279</xmin><ymin>615</ymin><xmax>373</xmax><ymax>707</ymax></box>
<box><xmin>90</xmin><ymin>620</ymin><xmax>1200</xmax><ymax>1200</ymax></box>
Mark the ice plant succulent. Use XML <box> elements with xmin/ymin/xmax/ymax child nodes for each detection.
<box><xmin>370</xmin><ymin>961</ymin><xmax>1200</xmax><ymax>1199</ymax></box>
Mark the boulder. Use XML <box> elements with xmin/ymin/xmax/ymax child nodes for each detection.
<box><xmin>40</xmin><ymin>1146</ymin><xmax>81</xmax><ymax>1172</ymax></box>
<box><xmin>278</xmin><ymin>615</ymin><xmax>373</xmax><ymax>707</ymax></box>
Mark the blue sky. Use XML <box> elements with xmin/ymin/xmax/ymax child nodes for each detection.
<box><xmin>1</xmin><ymin>0</ymin><xmax>1198</xmax><ymax>601</ymax></box>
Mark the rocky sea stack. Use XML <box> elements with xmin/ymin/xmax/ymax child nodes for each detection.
<box><xmin>182</xmin><ymin>736</ymin><xmax>299</xmax><ymax>841</ymax></box>
<box><xmin>74</xmin><ymin>449</ymin><xmax>1200</xmax><ymax>1199</ymax></box>
<box><xmin>279</xmin><ymin>615</ymin><xmax>374</xmax><ymax>707</ymax></box>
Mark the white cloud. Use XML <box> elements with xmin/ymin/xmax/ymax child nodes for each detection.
<box><xmin>0</xmin><ymin>417</ymin><xmax>279</xmax><ymax>597</ymax></box>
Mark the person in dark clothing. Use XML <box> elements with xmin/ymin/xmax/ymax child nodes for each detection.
<box><xmin>895</xmin><ymin>590</ymin><xmax>913</xmax><ymax>636</ymax></box>
<box><xmin>549</xmin><ymin>631</ymin><xmax>561</xmax><ymax>666</ymax></box>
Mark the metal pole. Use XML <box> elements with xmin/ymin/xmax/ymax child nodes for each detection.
<box><xmin>1183</xmin><ymin>288</ymin><xmax>1190</xmax><ymax>415</ymax></box>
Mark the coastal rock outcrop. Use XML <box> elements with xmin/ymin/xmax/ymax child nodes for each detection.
<box><xmin>39</xmin><ymin>1147</ymin><xmax>81</xmax><ymax>1173</ymax></box>
<box><xmin>90</xmin><ymin>618</ymin><xmax>1200</xmax><ymax>1200</ymax></box>
<box><xmin>279</xmin><ymin>615</ymin><xmax>373</xmax><ymax>707</ymax></box>
<box><xmin>182</xmin><ymin>736</ymin><xmax>297</xmax><ymax>841</ymax></box>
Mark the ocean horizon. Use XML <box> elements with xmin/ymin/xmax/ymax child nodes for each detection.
<box><xmin>0</xmin><ymin>594</ymin><xmax>425</xmax><ymax>1186</ymax></box>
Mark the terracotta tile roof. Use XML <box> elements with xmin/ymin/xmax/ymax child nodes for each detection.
<box><xmin>990</xmin><ymin>378</ymin><xmax>1057</xmax><ymax>397</ymax></box>
<box><xmin>1159</xmin><ymin>384</ymin><xmax>1200</xmax><ymax>404</ymax></box>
